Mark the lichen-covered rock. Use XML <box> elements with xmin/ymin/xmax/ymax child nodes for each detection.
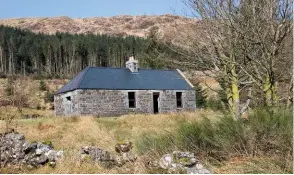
<box><xmin>173</xmin><ymin>151</ymin><xmax>198</xmax><ymax>167</ymax></box>
<box><xmin>35</xmin><ymin>143</ymin><xmax>52</xmax><ymax>155</ymax></box>
<box><xmin>157</xmin><ymin>151</ymin><xmax>212</xmax><ymax>174</ymax></box>
<box><xmin>122</xmin><ymin>151</ymin><xmax>137</xmax><ymax>162</ymax></box>
<box><xmin>114</xmin><ymin>155</ymin><xmax>125</xmax><ymax>166</ymax></box>
<box><xmin>159</xmin><ymin>154</ymin><xmax>173</xmax><ymax>169</ymax></box>
<box><xmin>45</xmin><ymin>150</ymin><xmax>64</xmax><ymax>162</ymax></box>
<box><xmin>80</xmin><ymin>146</ymin><xmax>115</xmax><ymax>162</ymax></box>
<box><xmin>80</xmin><ymin>146</ymin><xmax>117</xmax><ymax>168</ymax></box>
<box><xmin>0</xmin><ymin>130</ymin><xmax>63</xmax><ymax>168</ymax></box>
<box><xmin>186</xmin><ymin>165</ymin><xmax>212</xmax><ymax>174</ymax></box>
<box><xmin>80</xmin><ymin>141</ymin><xmax>137</xmax><ymax>168</ymax></box>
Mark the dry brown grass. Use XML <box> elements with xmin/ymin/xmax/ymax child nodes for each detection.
<box><xmin>0</xmin><ymin>108</ymin><xmax>288</xmax><ymax>174</ymax></box>
<box><xmin>0</xmin><ymin>108</ymin><xmax>223</xmax><ymax>173</ymax></box>
<box><xmin>211</xmin><ymin>156</ymin><xmax>288</xmax><ymax>174</ymax></box>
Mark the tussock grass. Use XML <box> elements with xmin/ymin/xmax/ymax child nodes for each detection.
<box><xmin>135</xmin><ymin>107</ymin><xmax>293</xmax><ymax>174</ymax></box>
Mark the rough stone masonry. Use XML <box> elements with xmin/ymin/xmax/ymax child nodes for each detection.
<box><xmin>55</xmin><ymin>89</ymin><xmax>196</xmax><ymax>116</ymax></box>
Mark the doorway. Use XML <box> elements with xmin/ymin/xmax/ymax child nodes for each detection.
<box><xmin>153</xmin><ymin>92</ymin><xmax>159</xmax><ymax>114</ymax></box>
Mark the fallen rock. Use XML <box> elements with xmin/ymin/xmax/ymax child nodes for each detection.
<box><xmin>80</xmin><ymin>146</ymin><xmax>117</xmax><ymax>168</ymax></box>
<box><xmin>80</xmin><ymin>141</ymin><xmax>137</xmax><ymax>168</ymax></box>
<box><xmin>45</xmin><ymin>150</ymin><xmax>64</xmax><ymax>162</ymax></box>
<box><xmin>186</xmin><ymin>166</ymin><xmax>212</xmax><ymax>174</ymax></box>
<box><xmin>157</xmin><ymin>151</ymin><xmax>212</xmax><ymax>174</ymax></box>
<box><xmin>0</xmin><ymin>130</ymin><xmax>63</xmax><ymax>168</ymax></box>
<box><xmin>81</xmin><ymin>146</ymin><xmax>115</xmax><ymax>162</ymax></box>
<box><xmin>122</xmin><ymin>151</ymin><xmax>137</xmax><ymax>162</ymax></box>
<box><xmin>35</xmin><ymin>143</ymin><xmax>52</xmax><ymax>155</ymax></box>
<box><xmin>159</xmin><ymin>154</ymin><xmax>173</xmax><ymax>169</ymax></box>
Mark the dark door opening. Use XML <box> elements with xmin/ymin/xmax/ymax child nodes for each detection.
<box><xmin>153</xmin><ymin>93</ymin><xmax>159</xmax><ymax>114</ymax></box>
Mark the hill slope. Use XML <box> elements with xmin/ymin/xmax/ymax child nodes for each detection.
<box><xmin>0</xmin><ymin>15</ymin><xmax>197</xmax><ymax>38</ymax></box>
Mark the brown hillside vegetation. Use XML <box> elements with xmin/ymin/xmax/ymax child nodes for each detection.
<box><xmin>0</xmin><ymin>77</ymin><xmax>66</xmax><ymax>110</ymax></box>
<box><xmin>0</xmin><ymin>15</ymin><xmax>198</xmax><ymax>38</ymax></box>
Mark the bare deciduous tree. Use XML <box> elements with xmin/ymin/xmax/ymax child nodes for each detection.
<box><xmin>159</xmin><ymin>0</ymin><xmax>292</xmax><ymax>119</ymax></box>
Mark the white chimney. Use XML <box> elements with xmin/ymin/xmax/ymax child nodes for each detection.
<box><xmin>126</xmin><ymin>56</ymin><xmax>139</xmax><ymax>73</ymax></box>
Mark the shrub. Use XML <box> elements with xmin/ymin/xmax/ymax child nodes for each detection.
<box><xmin>39</xmin><ymin>80</ymin><xmax>47</xmax><ymax>91</ymax></box>
<box><xmin>45</xmin><ymin>91</ymin><xmax>54</xmax><ymax>103</ymax></box>
<box><xmin>0</xmin><ymin>99</ymin><xmax>12</xmax><ymax>107</ymax></box>
<box><xmin>246</xmin><ymin>107</ymin><xmax>293</xmax><ymax>156</ymax></box>
<box><xmin>0</xmin><ymin>72</ymin><xmax>7</xmax><ymax>78</ymax></box>
<box><xmin>5</xmin><ymin>77</ymin><xmax>14</xmax><ymax>96</ymax></box>
<box><xmin>194</xmin><ymin>82</ymin><xmax>207</xmax><ymax>108</ymax></box>
<box><xmin>36</xmin><ymin>105</ymin><xmax>42</xmax><ymax>110</ymax></box>
<box><xmin>206</xmin><ymin>89</ymin><xmax>228</xmax><ymax>111</ymax></box>
<box><xmin>176</xmin><ymin>117</ymin><xmax>222</xmax><ymax>154</ymax></box>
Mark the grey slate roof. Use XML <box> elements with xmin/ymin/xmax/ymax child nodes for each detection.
<box><xmin>55</xmin><ymin>67</ymin><xmax>193</xmax><ymax>94</ymax></box>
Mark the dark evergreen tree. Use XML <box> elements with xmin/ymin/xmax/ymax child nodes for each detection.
<box><xmin>194</xmin><ymin>82</ymin><xmax>207</xmax><ymax>108</ymax></box>
<box><xmin>0</xmin><ymin>25</ymin><xmax>172</xmax><ymax>78</ymax></box>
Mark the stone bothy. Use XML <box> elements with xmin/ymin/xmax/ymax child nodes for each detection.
<box><xmin>54</xmin><ymin>57</ymin><xmax>196</xmax><ymax>116</ymax></box>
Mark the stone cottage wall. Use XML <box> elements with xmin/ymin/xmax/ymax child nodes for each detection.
<box><xmin>54</xmin><ymin>89</ymin><xmax>196</xmax><ymax>116</ymax></box>
<box><xmin>54</xmin><ymin>90</ymin><xmax>79</xmax><ymax>116</ymax></box>
<box><xmin>159</xmin><ymin>90</ymin><xmax>196</xmax><ymax>113</ymax></box>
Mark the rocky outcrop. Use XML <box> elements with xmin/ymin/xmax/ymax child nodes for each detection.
<box><xmin>0</xmin><ymin>130</ymin><xmax>63</xmax><ymax>168</ymax></box>
<box><xmin>157</xmin><ymin>151</ymin><xmax>212</xmax><ymax>174</ymax></box>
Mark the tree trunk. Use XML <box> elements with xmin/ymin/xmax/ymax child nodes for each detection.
<box><xmin>231</xmin><ymin>67</ymin><xmax>240</xmax><ymax>120</ymax></box>
<box><xmin>263</xmin><ymin>74</ymin><xmax>278</xmax><ymax>106</ymax></box>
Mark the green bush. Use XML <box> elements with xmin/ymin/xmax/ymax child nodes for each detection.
<box><xmin>176</xmin><ymin>117</ymin><xmax>221</xmax><ymax>152</ymax></box>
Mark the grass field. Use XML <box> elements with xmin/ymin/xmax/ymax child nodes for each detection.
<box><xmin>0</xmin><ymin>107</ymin><xmax>292</xmax><ymax>174</ymax></box>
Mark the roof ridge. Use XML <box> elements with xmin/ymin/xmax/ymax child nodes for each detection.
<box><xmin>87</xmin><ymin>66</ymin><xmax>127</xmax><ymax>69</ymax></box>
<box><xmin>139</xmin><ymin>68</ymin><xmax>177</xmax><ymax>71</ymax></box>
<box><xmin>87</xmin><ymin>66</ymin><xmax>177</xmax><ymax>71</ymax></box>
